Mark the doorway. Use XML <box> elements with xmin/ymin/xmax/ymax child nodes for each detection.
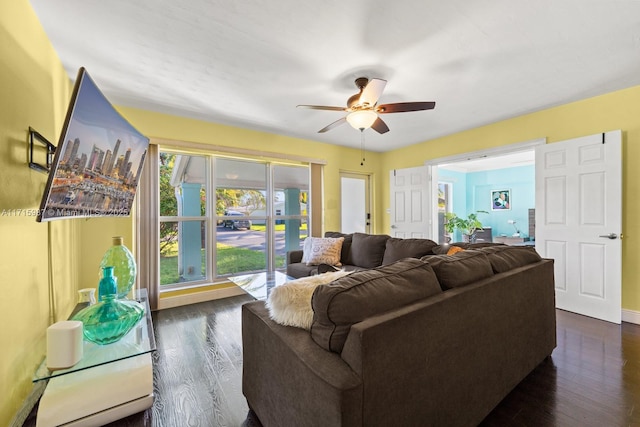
<box><xmin>435</xmin><ymin>149</ymin><xmax>537</xmax><ymax>243</ymax></box>
<box><xmin>424</xmin><ymin>134</ymin><xmax>623</xmax><ymax>324</ymax></box>
<box><xmin>426</xmin><ymin>139</ymin><xmax>544</xmax><ymax>243</ymax></box>
<box><xmin>340</xmin><ymin>172</ymin><xmax>371</xmax><ymax>234</ymax></box>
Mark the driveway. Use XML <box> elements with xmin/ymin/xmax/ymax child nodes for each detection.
<box><xmin>216</xmin><ymin>226</ymin><xmax>303</xmax><ymax>255</ymax></box>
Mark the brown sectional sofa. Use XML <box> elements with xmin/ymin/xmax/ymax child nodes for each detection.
<box><xmin>286</xmin><ymin>232</ymin><xmax>439</xmax><ymax>278</ymax></box>
<box><xmin>243</xmin><ymin>245</ymin><xmax>556</xmax><ymax>426</ymax></box>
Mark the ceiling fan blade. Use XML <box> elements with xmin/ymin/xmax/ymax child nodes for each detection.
<box><xmin>318</xmin><ymin>117</ymin><xmax>347</xmax><ymax>133</ymax></box>
<box><xmin>377</xmin><ymin>101</ymin><xmax>436</xmax><ymax>114</ymax></box>
<box><xmin>359</xmin><ymin>78</ymin><xmax>387</xmax><ymax>107</ymax></box>
<box><xmin>297</xmin><ymin>105</ymin><xmax>346</xmax><ymax>112</ymax></box>
<box><xmin>371</xmin><ymin>117</ymin><xmax>390</xmax><ymax>134</ymax></box>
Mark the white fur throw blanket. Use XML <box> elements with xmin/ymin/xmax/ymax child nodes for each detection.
<box><xmin>266</xmin><ymin>270</ymin><xmax>352</xmax><ymax>330</ymax></box>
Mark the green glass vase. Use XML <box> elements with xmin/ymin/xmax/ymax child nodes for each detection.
<box><xmin>97</xmin><ymin>264</ymin><xmax>118</xmax><ymax>302</ymax></box>
<box><xmin>72</xmin><ymin>267</ymin><xmax>144</xmax><ymax>345</ymax></box>
<box><xmin>99</xmin><ymin>236</ymin><xmax>137</xmax><ymax>299</ymax></box>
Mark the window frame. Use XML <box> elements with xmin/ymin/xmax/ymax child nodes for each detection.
<box><xmin>156</xmin><ymin>146</ymin><xmax>310</xmax><ymax>292</ymax></box>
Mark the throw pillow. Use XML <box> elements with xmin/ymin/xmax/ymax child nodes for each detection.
<box><xmin>447</xmin><ymin>246</ymin><xmax>464</xmax><ymax>255</ymax></box>
<box><xmin>325</xmin><ymin>231</ymin><xmax>353</xmax><ymax>265</ymax></box>
<box><xmin>303</xmin><ymin>237</ymin><xmax>345</xmax><ymax>266</ymax></box>
<box><xmin>301</xmin><ymin>237</ymin><xmax>314</xmax><ymax>264</ymax></box>
<box><xmin>266</xmin><ymin>270</ymin><xmax>352</xmax><ymax>329</ymax></box>
<box><xmin>381</xmin><ymin>237</ymin><xmax>438</xmax><ymax>265</ymax></box>
<box><xmin>350</xmin><ymin>232</ymin><xmax>390</xmax><ymax>268</ymax></box>
<box><xmin>432</xmin><ymin>242</ymin><xmax>504</xmax><ymax>255</ymax></box>
<box><xmin>431</xmin><ymin>244</ymin><xmax>464</xmax><ymax>255</ymax></box>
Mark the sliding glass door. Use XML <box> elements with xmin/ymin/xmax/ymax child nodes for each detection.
<box><xmin>158</xmin><ymin>150</ymin><xmax>309</xmax><ymax>290</ymax></box>
<box><xmin>214</xmin><ymin>158</ymin><xmax>267</xmax><ymax>276</ymax></box>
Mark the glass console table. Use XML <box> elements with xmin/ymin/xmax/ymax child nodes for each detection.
<box><xmin>34</xmin><ymin>288</ymin><xmax>156</xmax><ymax>427</ymax></box>
<box><xmin>33</xmin><ymin>288</ymin><xmax>155</xmax><ymax>382</ymax></box>
<box><xmin>229</xmin><ymin>271</ymin><xmax>292</xmax><ymax>300</ymax></box>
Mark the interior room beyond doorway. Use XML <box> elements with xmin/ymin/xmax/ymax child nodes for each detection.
<box><xmin>436</xmin><ymin>150</ymin><xmax>536</xmax><ymax>244</ymax></box>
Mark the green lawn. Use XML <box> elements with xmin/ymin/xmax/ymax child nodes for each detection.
<box><xmin>160</xmin><ymin>243</ymin><xmax>285</xmax><ymax>286</ymax></box>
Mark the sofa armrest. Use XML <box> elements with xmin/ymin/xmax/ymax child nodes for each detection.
<box><xmin>242</xmin><ymin>301</ymin><xmax>362</xmax><ymax>427</ymax></box>
<box><xmin>286</xmin><ymin>249</ymin><xmax>303</xmax><ymax>264</ymax></box>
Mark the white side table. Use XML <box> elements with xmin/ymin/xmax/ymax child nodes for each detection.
<box><xmin>33</xmin><ymin>289</ymin><xmax>155</xmax><ymax>427</ymax></box>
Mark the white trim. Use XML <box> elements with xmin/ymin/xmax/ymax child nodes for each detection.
<box><xmin>136</xmin><ymin>144</ymin><xmax>160</xmax><ymax>310</ymax></box>
<box><xmin>339</xmin><ymin>171</ymin><xmax>372</xmax><ymax>234</ymax></box>
<box><xmin>63</xmin><ymin>395</ymin><xmax>154</xmax><ymax>427</ymax></box>
<box><xmin>424</xmin><ymin>138</ymin><xmax>546</xmax><ymax>166</ymax></box>
<box><xmin>622</xmin><ymin>309</ymin><xmax>640</xmax><ymax>325</ymax></box>
<box><xmin>9</xmin><ymin>381</ymin><xmax>47</xmax><ymax>427</ymax></box>
<box><xmin>158</xmin><ymin>285</ymin><xmax>247</xmax><ymax>310</ymax></box>
<box><xmin>151</xmin><ymin>137</ymin><xmax>327</xmax><ymax>165</ymax></box>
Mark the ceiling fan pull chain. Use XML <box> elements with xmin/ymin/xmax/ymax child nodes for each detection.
<box><xmin>360</xmin><ymin>129</ymin><xmax>366</xmax><ymax>166</ymax></box>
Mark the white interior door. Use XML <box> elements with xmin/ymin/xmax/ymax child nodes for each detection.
<box><xmin>535</xmin><ymin>130</ymin><xmax>622</xmax><ymax>323</ymax></box>
<box><xmin>389</xmin><ymin>166</ymin><xmax>431</xmax><ymax>238</ymax></box>
<box><xmin>340</xmin><ymin>173</ymin><xmax>370</xmax><ymax>234</ymax></box>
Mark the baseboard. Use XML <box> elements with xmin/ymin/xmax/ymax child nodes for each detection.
<box><xmin>9</xmin><ymin>380</ymin><xmax>47</xmax><ymax>427</ymax></box>
<box><xmin>158</xmin><ymin>285</ymin><xmax>247</xmax><ymax>310</ymax></box>
<box><xmin>622</xmin><ymin>308</ymin><xmax>640</xmax><ymax>325</ymax></box>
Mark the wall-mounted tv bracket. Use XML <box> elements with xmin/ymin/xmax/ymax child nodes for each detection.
<box><xmin>29</xmin><ymin>127</ymin><xmax>56</xmax><ymax>173</ymax></box>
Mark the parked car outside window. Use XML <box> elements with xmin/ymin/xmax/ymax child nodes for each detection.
<box><xmin>223</xmin><ymin>211</ymin><xmax>252</xmax><ymax>230</ymax></box>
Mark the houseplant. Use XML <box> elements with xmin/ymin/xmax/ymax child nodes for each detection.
<box><xmin>444</xmin><ymin>211</ymin><xmax>488</xmax><ymax>243</ymax></box>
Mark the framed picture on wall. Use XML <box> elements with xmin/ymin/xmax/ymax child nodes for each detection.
<box><xmin>491</xmin><ymin>189</ymin><xmax>511</xmax><ymax>210</ymax></box>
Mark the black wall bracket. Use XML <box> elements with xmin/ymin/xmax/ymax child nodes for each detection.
<box><xmin>29</xmin><ymin>127</ymin><xmax>56</xmax><ymax>173</ymax></box>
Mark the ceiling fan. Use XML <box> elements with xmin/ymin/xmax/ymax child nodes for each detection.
<box><xmin>297</xmin><ymin>77</ymin><xmax>436</xmax><ymax>134</ymax></box>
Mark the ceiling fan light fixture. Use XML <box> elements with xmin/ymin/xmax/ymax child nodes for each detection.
<box><xmin>346</xmin><ymin>110</ymin><xmax>378</xmax><ymax>130</ymax></box>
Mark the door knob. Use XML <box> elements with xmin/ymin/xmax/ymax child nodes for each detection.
<box><xmin>391</xmin><ymin>225</ymin><xmax>397</xmax><ymax>229</ymax></box>
<box><xmin>598</xmin><ymin>233</ymin><xmax>618</xmax><ymax>239</ymax></box>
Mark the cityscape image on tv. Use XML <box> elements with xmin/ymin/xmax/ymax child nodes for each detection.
<box><xmin>46</xmin><ymin>136</ymin><xmax>147</xmax><ymax>214</ymax></box>
<box><xmin>38</xmin><ymin>69</ymin><xmax>149</xmax><ymax>221</ymax></box>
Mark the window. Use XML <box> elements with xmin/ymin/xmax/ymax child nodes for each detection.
<box><xmin>214</xmin><ymin>158</ymin><xmax>267</xmax><ymax>276</ymax></box>
<box><xmin>157</xmin><ymin>149</ymin><xmax>309</xmax><ymax>290</ymax></box>
<box><xmin>273</xmin><ymin>164</ymin><xmax>310</xmax><ymax>270</ymax></box>
<box><xmin>159</xmin><ymin>153</ymin><xmax>208</xmax><ymax>286</ymax></box>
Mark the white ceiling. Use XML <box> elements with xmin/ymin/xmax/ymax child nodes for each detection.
<box><xmin>29</xmin><ymin>0</ymin><xmax>640</xmax><ymax>153</ymax></box>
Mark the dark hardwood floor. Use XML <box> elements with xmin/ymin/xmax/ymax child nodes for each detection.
<box><xmin>26</xmin><ymin>295</ymin><xmax>640</xmax><ymax>426</ymax></box>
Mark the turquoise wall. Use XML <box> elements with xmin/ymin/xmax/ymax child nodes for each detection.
<box><xmin>438</xmin><ymin>168</ymin><xmax>467</xmax><ymax>214</ymax></box>
<box><xmin>439</xmin><ymin>165</ymin><xmax>535</xmax><ymax>240</ymax></box>
<box><xmin>438</xmin><ymin>168</ymin><xmax>467</xmax><ymax>242</ymax></box>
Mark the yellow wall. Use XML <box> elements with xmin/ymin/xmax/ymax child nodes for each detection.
<box><xmin>118</xmin><ymin>106</ymin><xmax>383</xmax><ymax>233</ymax></box>
<box><xmin>0</xmin><ymin>4</ymin><xmax>382</xmax><ymax>422</ymax></box>
<box><xmin>381</xmin><ymin>85</ymin><xmax>640</xmax><ymax>313</ymax></box>
<box><xmin>76</xmin><ymin>108</ymin><xmax>386</xmax><ymax>296</ymax></box>
<box><xmin>4</xmin><ymin>0</ymin><xmax>640</xmax><ymax>423</ymax></box>
<box><xmin>0</xmin><ymin>1</ymin><xmax>80</xmax><ymax>424</ymax></box>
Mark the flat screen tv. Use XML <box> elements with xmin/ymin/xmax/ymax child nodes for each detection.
<box><xmin>37</xmin><ymin>67</ymin><xmax>149</xmax><ymax>222</ymax></box>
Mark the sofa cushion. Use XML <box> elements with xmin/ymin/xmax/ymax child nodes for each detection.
<box><xmin>325</xmin><ymin>231</ymin><xmax>353</xmax><ymax>265</ymax></box>
<box><xmin>350</xmin><ymin>232</ymin><xmax>390</xmax><ymax>268</ymax></box>
<box><xmin>310</xmin><ymin>258</ymin><xmax>442</xmax><ymax>353</ymax></box>
<box><xmin>423</xmin><ymin>250</ymin><xmax>494</xmax><ymax>290</ymax></box>
<box><xmin>302</xmin><ymin>237</ymin><xmax>344</xmax><ymax>266</ymax></box>
<box><xmin>381</xmin><ymin>237</ymin><xmax>438</xmax><ymax>265</ymax></box>
<box><xmin>266</xmin><ymin>270</ymin><xmax>352</xmax><ymax>330</ymax></box>
<box><xmin>431</xmin><ymin>244</ymin><xmax>453</xmax><ymax>255</ymax></box>
<box><xmin>286</xmin><ymin>262</ymin><xmax>319</xmax><ymax>278</ymax></box>
<box><xmin>476</xmin><ymin>246</ymin><xmax>542</xmax><ymax>273</ymax></box>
